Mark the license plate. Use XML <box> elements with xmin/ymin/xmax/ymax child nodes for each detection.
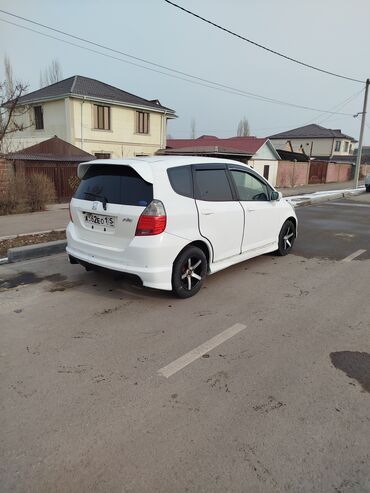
<box><xmin>84</xmin><ymin>212</ymin><xmax>116</xmax><ymax>228</ymax></box>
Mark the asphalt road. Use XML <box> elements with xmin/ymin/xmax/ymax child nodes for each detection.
<box><xmin>0</xmin><ymin>194</ymin><xmax>369</xmax><ymax>493</ymax></box>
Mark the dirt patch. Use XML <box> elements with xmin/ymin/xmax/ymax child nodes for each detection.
<box><xmin>0</xmin><ymin>230</ymin><xmax>66</xmax><ymax>257</ymax></box>
<box><xmin>330</xmin><ymin>351</ymin><xmax>370</xmax><ymax>393</ymax></box>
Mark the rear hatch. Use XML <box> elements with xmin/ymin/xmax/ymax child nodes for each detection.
<box><xmin>71</xmin><ymin>163</ymin><xmax>153</xmax><ymax>250</ymax></box>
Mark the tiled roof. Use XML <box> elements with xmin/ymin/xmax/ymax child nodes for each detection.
<box><xmin>167</xmin><ymin>136</ymin><xmax>268</xmax><ymax>155</ymax></box>
<box><xmin>158</xmin><ymin>145</ymin><xmax>252</xmax><ymax>156</ymax></box>
<box><xmin>6</xmin><ymin>136</ymin><xmax>94</xmax><ymax>162</ymax></box>
<box><xmin>16</xmin><ymin>75</ymin><xmax>175</xmax><ymax>114</ymax></box>
<box><xmin>268</xmin><ymin>124</ymin><xmax>356</xmax><ymax>142</ymax></box>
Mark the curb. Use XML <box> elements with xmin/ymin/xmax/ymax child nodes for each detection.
<box><xmin>289</xmin><ymin>188</ymin><xmax>366</xmax><ymax>208</ymax></box>
<box><xmin>7</xmin><ymin>240</ymin><xmax>67</xmax><ymax>263</ymax></box>
<box><xmin>0</xmin><ymin>228</ymin><xmax>66</xmax><ymax>242</ymax></box>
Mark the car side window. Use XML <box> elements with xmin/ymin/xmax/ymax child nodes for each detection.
<box><xmin>230</xmin><ymin>170</ymin><xmax>269</xmax><ymax>201</ymax></box>
<box><xmin>167</xmin><ymin>166</ymin><xmax>193</xmax><ymax>198</ymax></box>
<box><xmin>194</xmin><ymin>169</ymin><xmax>233</xmax><ymax>201</ymax></box>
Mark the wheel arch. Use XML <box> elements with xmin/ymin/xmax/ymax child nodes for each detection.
<box><xmin>286</xmin><ymin>216</ymin><xmax>297</xmax><ymax>232</ymax></box>
<box><xmin>173</xmin><ymin>240</ymin><xmax>212</xmax><ymax>269</ymax></box>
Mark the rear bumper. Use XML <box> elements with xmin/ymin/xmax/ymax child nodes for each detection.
<box><xmin>66</xmin><ymin>222</ymin><xmax>187</xmax><ymax>291</ymax></box>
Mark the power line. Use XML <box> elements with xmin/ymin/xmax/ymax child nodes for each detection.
<box><xmin>164</xmin><ymin>0</ymin><xmax>365</xmax><ymax>84</ymax></box>
<box><xmin>0</xmin><ymin>16</ymin><xmax>356</xmax><ymax>118</ymax></box>
<box><xmin>316</xmin><ymin>89</ymin><xmax>364</xmax><ymax>125</ymax></box>
<box><xmin>303</xmin><ymin>88</ymin><xmax>364</xmax><ymax>126</ymax></box>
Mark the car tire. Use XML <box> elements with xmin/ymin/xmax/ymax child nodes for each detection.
<box><xmin>276</xmin><ymin>220</ymin><xmax>296</xmax><ymax>256</ymax></box>
<box><xmin>366</xmin><ymin>185</ymin><xmax>370</xmax><ymax>193</ymax></box>
<box><xmin>172</xmin><ymin>246</ymin><xmax>207</xmax><ymax>298</ymax></box>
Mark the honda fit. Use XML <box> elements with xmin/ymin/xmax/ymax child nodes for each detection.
<box><xmin>67</xmin><ymin>156</ymin><xmax>297</xmax><ymax>298</ymax></box>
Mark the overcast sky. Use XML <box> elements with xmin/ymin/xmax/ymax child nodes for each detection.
<box><xmin>0</xmin><ymin>0</ymin><xmax>369</xmax><ymax>144</ymax></box>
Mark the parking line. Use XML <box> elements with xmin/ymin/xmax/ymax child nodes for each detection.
<box><xmin>158</xmin><ymin>323</ymin><xmax>247</xmax><ymax>378</ymax></box>
<box><xmin>342</xmin><ymin>249</ymin><xmax>366</xmax><ymax>262</ymax></box>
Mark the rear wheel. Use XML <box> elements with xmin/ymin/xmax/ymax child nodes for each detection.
<box><xmin>276</xmin><ymin>220</ymin><xmax>296</xmax><ymax>256</ymax></box>
<box><xmin>366</xmin><ymin>185</ymin><xmax>370</xmax><ymax>193</ymax></box>
<box><xmin>172</xmin><ymin>246</ymin><xmax>207</xmax><ymax>298</ymax></box>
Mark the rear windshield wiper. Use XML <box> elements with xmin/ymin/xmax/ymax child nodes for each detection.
<box><xmin>83</xmin><ymin>191</ymin><xmax>108</xmax><ymax>210</ymax></box>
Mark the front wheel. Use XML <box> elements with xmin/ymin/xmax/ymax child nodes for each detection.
<box><xmin>276</xmin><ymin>220</ymin><xmax>296</xmax><ymax>256</ymax></box>
<box><xmin>172</xmin><ymin>246</ymin><xmax>207</xmax><ymax>298</ymax></box>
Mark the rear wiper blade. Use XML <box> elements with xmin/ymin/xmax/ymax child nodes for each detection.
<box><xmin>83</xmin><ymin>191</ymin><xmax>108</xmax><ymax>210</ymax></box>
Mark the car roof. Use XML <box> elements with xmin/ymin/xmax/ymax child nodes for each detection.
<box><xmin>85</xmin><ymin>155</ymin><xmax>251</xmax><ymax>169</ymax></box>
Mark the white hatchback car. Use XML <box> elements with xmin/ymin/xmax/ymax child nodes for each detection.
<box><xmin>67</xmin><ymin>156</ymin><xmax>297</xmax><ymax>298</ymax></box>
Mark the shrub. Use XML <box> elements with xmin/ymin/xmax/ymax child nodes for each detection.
<box><xmin>26</xmin><ymin>173</ymin><xmax>56</xmax><ymax>212</ymax></box>
<box><xmin>0</xmin><ymin>173</ymin><xmax>28</xmax><ymax>214</ymax></box>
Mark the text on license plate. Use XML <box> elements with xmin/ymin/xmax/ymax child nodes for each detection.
<box><xmin>84</xmin><ymin>212</ymin><xmax>115</xmax><ymax>228</ymax></box>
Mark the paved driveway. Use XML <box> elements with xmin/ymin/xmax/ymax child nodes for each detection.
<box><xmin>0</xmin><ymin>196</ymin><xmax>369</xmax><ymax>492</ymax></box>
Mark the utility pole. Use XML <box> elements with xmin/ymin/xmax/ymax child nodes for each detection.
<box><xmin>353</xmin><ymin>78</ymin><xmax>369</xmax><ymax>188</ymax></box>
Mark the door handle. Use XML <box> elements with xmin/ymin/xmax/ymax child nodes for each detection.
<box><xmin>247</xmin><ymin>208</ymin><xmax>256</xmax><ymax>212</ymax></box>
<box><xmin>202</xmin><ymin>210</ymin><xmax>215</xmax><ymax>215</ymax></box>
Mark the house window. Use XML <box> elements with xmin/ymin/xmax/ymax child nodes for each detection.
<box><xmin>93</xmin><ymin>105</ymin><xmax>110</xmax><ymax>130</ymax></box>
<box><xmin>343</xmin><ymin>141</ymin><xmax>349</xmax><ymax>153</ymax></box>
<box><xmin>263</xmin><ymin>165</ymin><xmax>270</xmax><ymax>180</ymax></box>
<box><xmin>34</xmin><ymin>106</ymin><xmax>44</xmax><ymax>130</ymax></box>
<box><xmin>335</xmin><ymin>140</ymin><xmax>341</xmax><ymax>152</ymax></box>
<box><xmin>136</xmin><ymin>111</ymin><xmax>150</xmax><ymax>134</ymax></box>
<box><xmin>94</xmin><ymin>153</ymin><xmax>111</xmax><ymax>159</ymax></box>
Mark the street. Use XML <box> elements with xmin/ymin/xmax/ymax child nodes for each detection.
<box><xmin>1</xmin><ymin>195</ymin><xmax>370</xmax><ymax>493</ymax></box>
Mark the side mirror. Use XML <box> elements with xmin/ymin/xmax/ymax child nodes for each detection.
<box><xmin>270</xmin><ymin>191</ymin><xmax>282</xmax><ymax>201</ymax></box>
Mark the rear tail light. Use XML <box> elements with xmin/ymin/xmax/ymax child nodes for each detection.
<box><xmin>135</xmin><ymin>200</ymin><xmax>166</xmax><ymax>236</ymax></box>
<box><xmin>69</xmin><ymin>203</ymin><xmax>73</xmax><ymax>222</ymax></box>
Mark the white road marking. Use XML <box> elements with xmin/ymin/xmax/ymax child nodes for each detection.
<box><xmin>158</xmin><ymin>323</ymin><xmax>247</xmax><ymax>378</ymax></box>
<box><xmin>342</xmin><ymin>249</ymin><xmax>367</xmax><ymax>262</ymax></box>
<box><xmin>326</xmin><ymin>202</ymin><xmax>370</xmax><ymax>208</ymax></box>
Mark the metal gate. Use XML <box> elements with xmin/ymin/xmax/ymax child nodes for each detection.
<box><xmin>308</xmin><ymin>162</ymin><xmax>328</xmax><ymax>184</ymax></box>
<box><xmin>22</xmin><ymin>164</ymin><xmax>79</xmax><ymax>202</ymax></box>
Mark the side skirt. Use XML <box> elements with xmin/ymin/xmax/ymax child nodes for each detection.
<box><xmin>208</xmin><ymin>242</ymin><xmax>278</xmax><ymax>275</ymax></box>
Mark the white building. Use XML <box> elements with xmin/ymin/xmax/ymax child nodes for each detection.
<box><xmin>6</xmin><ymin>75</ymin><xmax>176</xmax><ymax>158</ymax></box>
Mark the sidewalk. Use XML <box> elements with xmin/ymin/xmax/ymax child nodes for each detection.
<box><xmin>0</xmin><ymin>181</ymin><xmax>367</xmax><ymax>239</ymax></box>
<box><xmin>0</xmin><ymin>204</ymin><xmax>69</xmax><ymax>239</ymax></box>
<box><xmin>277</xmin><ymin>179</ymin><xmax>364</xmax><ymax>197</ymax></box>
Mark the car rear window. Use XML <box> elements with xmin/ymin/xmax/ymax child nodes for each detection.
<box><xmin>75</xmin><ymin>164</ymin><xmax>153</xmax><ymax>206</ymax></box>
<box><xmin>167</xmin><ymin>166</ymin><xmax>193</xmax><ymax>198</ymax></box>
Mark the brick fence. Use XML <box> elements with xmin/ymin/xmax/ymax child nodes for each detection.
<box><xmin>276</xmin><ymin>161</ymin><xmax>309</xmax><ymax>188</ymax></box>
<box><xmin>0</xmin><ymin>158</ymin><xmax>15</xmax><ymax>195</ymax></box>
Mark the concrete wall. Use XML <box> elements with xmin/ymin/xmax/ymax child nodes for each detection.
<box><xmin>276</xmin><ymin>161</ymin><xmax>309</xmax><ymax>188</ymax></box>
<box><xmin>326</xmin><ymin>163</ymin><xmax>352</xmax><ymax>183</ymax></box>
<box><xmin>360</xmin><ymin>164</ymin><xmax>370</xmax><ymax>178</ymax></box>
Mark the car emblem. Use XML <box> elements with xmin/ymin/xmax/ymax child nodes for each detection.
<box><xmin>92</xmin><ymin>201</ymin><xmax>99</xmax><ymax>211</ymax></box>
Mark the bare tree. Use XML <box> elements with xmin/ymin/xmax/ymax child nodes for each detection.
<box><xmin>0</xmin><ymin>57</ymin><xmax>29</xmax><ymax>153</ymax></box>
<box><xmin>237</xmin><ymin>116</ymin><xmax>250</xmax><ymax>137</ymax></box>
<box><xmin>40</xmin><ymin>59</ymin><xmax>63</xmax><ymax>87</ymax></box>
<box><xmin>190</xmin><ymin>117</ymin><xmax>196</xmax><ymax>139</ymax></box>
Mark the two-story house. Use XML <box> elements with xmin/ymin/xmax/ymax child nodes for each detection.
<box><xmin>268</xmin><ymin>124</ymin><xmax>356</xmax><ymax>159</ymax></box>
<box><xmin>6</xmin><ymin>75</ymin><xmax>176</xmax><ymax>158</ymax></box>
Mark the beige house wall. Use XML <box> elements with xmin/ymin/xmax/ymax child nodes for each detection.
<box><xmin>70</xmin><ymin>99</ymin><xmax>167</xmax><ymax>158</ymax></box>
<box><xmin>271</xmin><ymin>137</ymin><xmax>354</xmax><ymax>157</ymax></box>
<box><xmin>6</xmin><ymin>97</ymin><xmax>170</xmax><ymax>158</ymax></box>
<box><xmin>249</xmin><ymin>159</ymin><xmax>278</xmax><ymax>187</ymax></box>
<box><xmin>4</xmin><ymin>99</ymin><xmax>67</xmax><ymax>152</ymax></box>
